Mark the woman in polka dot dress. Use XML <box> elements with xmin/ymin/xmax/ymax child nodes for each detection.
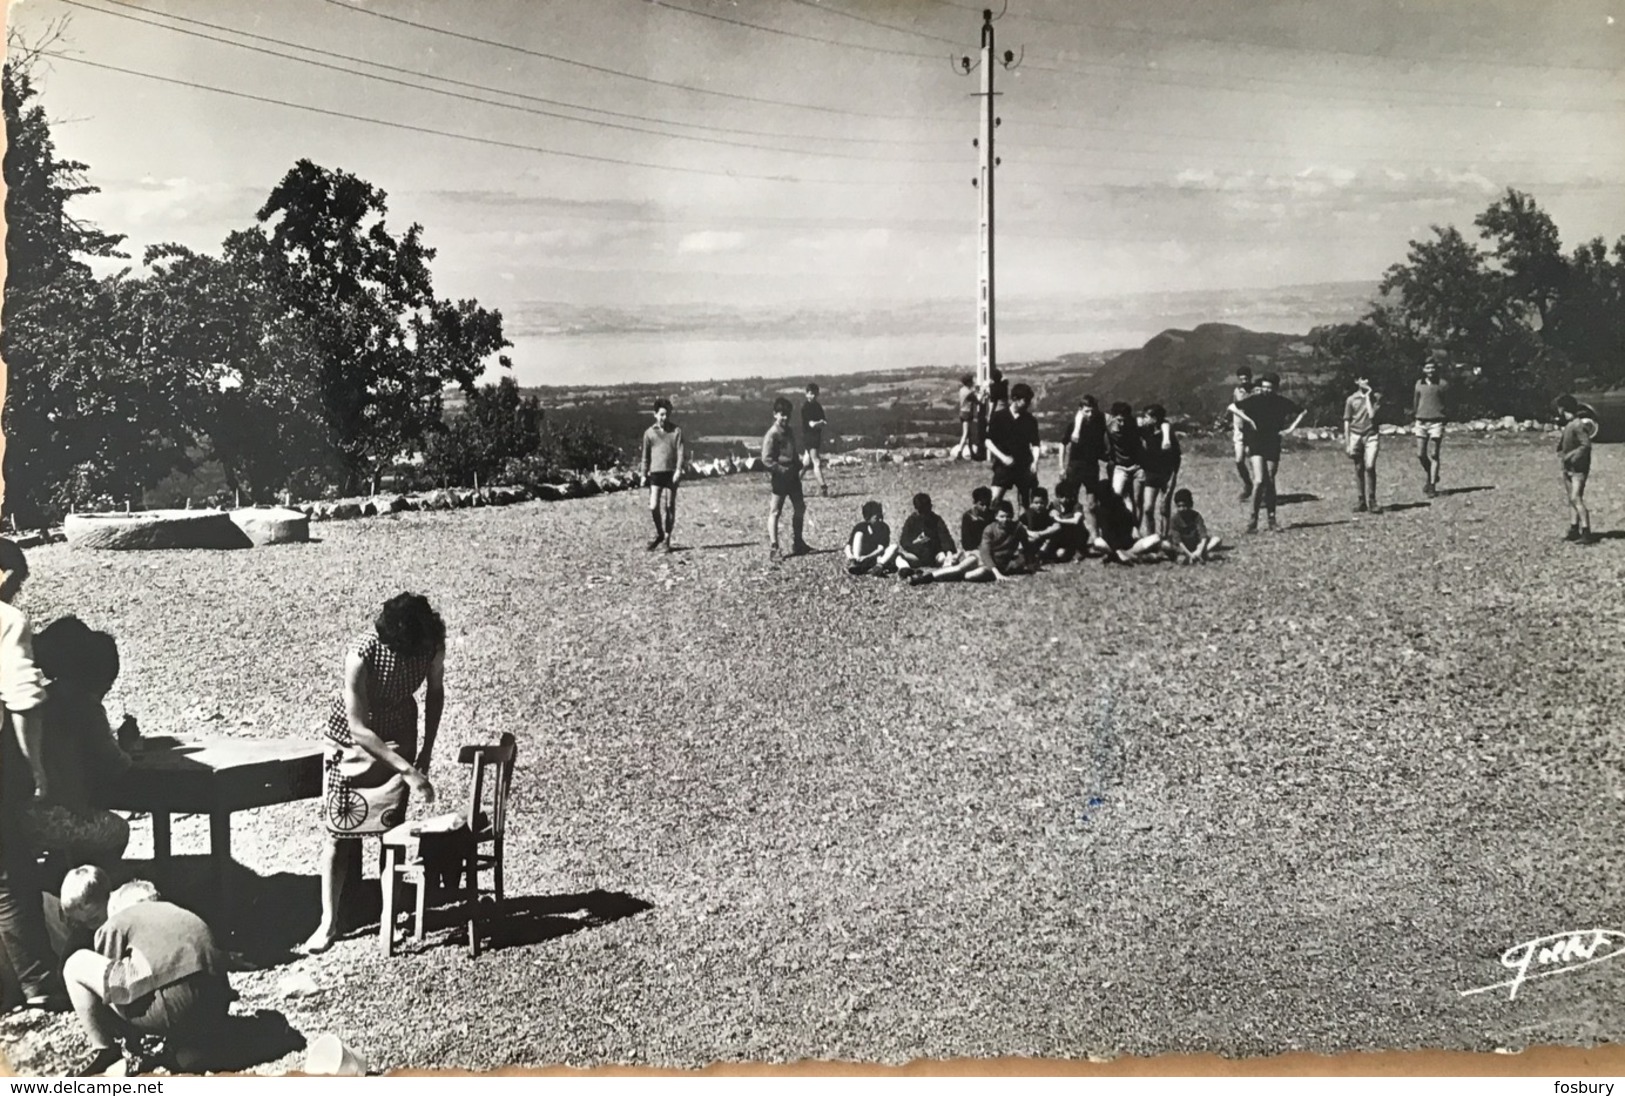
<box><xmin>299</xmin><ymin>593</ymin><xmax>444</xmax><ymax>954</ymax></box>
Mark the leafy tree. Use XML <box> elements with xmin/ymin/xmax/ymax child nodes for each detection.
<box><xmin>424</xmin><ymin>376</ymin><xmax>545</xmax><ymax>487</ymax></box>
<box><xmin>247</xmin><ymin>160</ymin><xmax>510</xmax><ymax>493</ymax></box>
<box><xmin>2</xmin><ymin>39</ymin><xmax>131</xmax><ymax>524</ymax></box>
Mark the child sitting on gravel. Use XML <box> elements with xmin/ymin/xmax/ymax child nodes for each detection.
<box><xmin>884</xmin><ymin>493</ymin><xmax>957</xmax><ymax>577</ymax></box>
<box><xmin>1086</xmin><ymin>480</ymin><xmax>1164</xmax><ymax>565</ymax></box>
<box><xmin>959</xmin><ymin>486</ymin><xmax>995</xmax><ymax>553</ymax></box>
<box><xmin>1019</xmin><ymin>486</ymin><xmax>1066</xmax><ymax>562</ymax></box>
<box><xmin>845</xmin><ymin>501</ymin><xmax>891</xmax><ymax>575</ymax></box>
<box><xmin>60</xmin><ymin>869</ymin><xmax>234</xmax><ymax>1076</ymax></box>
<box><xmin>911</xmin><ymin>500</ymin><xmax>1033</xmax><ymax>584</ymax></box>
<box><xmin>1162</xmin><ymin>488</ymin><xmax>1221</xmax><ymax>564</ymax></box>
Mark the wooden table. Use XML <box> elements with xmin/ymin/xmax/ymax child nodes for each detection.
<box><xmin>105</xmin><ymin>736</ymin><xmax>324</xmax><ymax>925</ymax></box>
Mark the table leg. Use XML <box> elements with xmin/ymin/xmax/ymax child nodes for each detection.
<box><xmin>210</xmin><ymin>812</ymin><xmax>233</xmax><ymax>927</ymax></box>
<box><xmin>152</xmin><ymin>813</ymin><xmax>172</xmax><ymax>860</ymax></box>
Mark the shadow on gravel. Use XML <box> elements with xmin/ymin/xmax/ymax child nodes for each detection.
<box><xmin>680</xmin><ymin>541</ymin><xmax>753</xmax><ymax>551</ymax></box>
<box><xmin>1383</xmin><ymin>501</ymin><xmax>1432</xmax><ymax>513</ymax></box>
<box><xmin>1434</xmin><ymin>485</ymin><xmax>1496</xmax><ymax>497</ymax></box>
<box><xmin>391</xmin><ymin>888</ymin><xmax>654</xmax><ymax>954</ymax></box>
<box><xmin>1590</xmin><ymin>530</ymin><xmax>1625</xmax><ymax>542</ymax></box>
<box><xmin>1286</xmin><ymin>519</ymin><xmax>1352</xmax><ymax>530</ymax></box>
<box><xmin>1272</xmin><ymin>492</ymin><xmax>1321</xmax><ymax>506</ymax></box>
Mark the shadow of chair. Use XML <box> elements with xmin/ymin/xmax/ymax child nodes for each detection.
<box><xmin>379</xmin><ymin>732</ymin><xmax>516</xmax><ymax>957</ymax></box>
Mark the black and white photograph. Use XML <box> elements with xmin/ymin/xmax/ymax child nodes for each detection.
<box><xmin>0</xmin><ymin>0</ymin><xmax>1622</xmax><ymax>1078</ymax></box>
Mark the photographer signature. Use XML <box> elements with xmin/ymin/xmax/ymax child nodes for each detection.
<box><xmin>1460</xmin><ymin>930</ymin><xmax>1625</xmax><ymax>1000</ymax></box>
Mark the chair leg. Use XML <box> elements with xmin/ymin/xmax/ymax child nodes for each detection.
<box><xmin>494</xmin><ymin>843</ymin><xmax>504</xmax><ymax>905</ymax></box>
<box><xmin>466</xmin><ymin>856</ymin><xmax>480</xmax><ymax>959</ymax></box>
<box><xmin>380</xmin><ymin>848</ymin><xmax>398</xmax><ymax>957</ymax></box>
<box><xmin>413</xmin><ymin>868</ymin><xmax>428</xmax><ymax>943</ymax></box>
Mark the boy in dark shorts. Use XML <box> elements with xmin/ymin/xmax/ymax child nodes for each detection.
<box><xmin>1226</xmin><ymin>367</ymin><xmax>1257</xmax><ymax>500</ymax></box>
<box><xmin>800</xmin><ymin>383</ymin><xmax>829</xmax><ymax>496</ymax></box>
<box><xmin>1343</xmin><ymin>374</ymin><xmax>1382</xmax><ymax>513</ymax></box>
<box><xmin>960</xmin><ymin>486</ymin><xmax>996</xmax><ymax>553</ymax></box>
<box><xmin>763</xmin><ymin>397</ymin><xmax>809</xmax><ymax>560</ymax></box>
<box><xmin>845</xmin><ymin>501</ymin><xmax>891</xmax><ymax>575</ymax></box>
<box><xmin>1057</xmin><ymin>395</ymin><xmax>1107</xmax><ymax>507</ymax></box>
<box><xmin>1411</xmin><ymin>355</ymin><xmax>1451</xmax><ymax>497</ymax></box>
<box><xmin>1554</xmin><ymin>394</ymin><xmax>1596</xmax><ymax>544</ymax></box>
<box><xmin>640</xmin><ymin>398</ymin><xmax>687</xmax><ymax>551</ymax></box>
<box><xmin>884</xmin><ymin>493</ymin><xmax>957</xmax><ymax>577</ymax></box>
<box><xmin>60</xmin><ymin>870</ymin><xmax>233</xmax><ymax>1076</ymax></box>
<box><xmin>951</xmin><ymin>375</ymin><xmax>978</xmax><ymax>461</ymax></box>
<box><xmin>1104</xmin><ymin>402</ymin><xmax>1144</xmax><ymax>520</ymax></box>
<box><xmin>1162</xmin><ymin>488</ymin><xmax>1221</xmax><ymax>564</ymax></box>
<box><xmin>986</xmin><ymin>382</ymin><xmax>1041</xmax><ymax>510</ymax></box>
<box><xmin>1232</xmin><ymin>373</ymin><xmax>1305</xmax><ymax>534</ymax></box>
<box><xmin>1138</xmin><ymin>403</ymin><xmax>1181</xmax><ymax>537</ymax></box>
<box><xmin>1085</xmin><ymin>479</ymin><xmax>1163</xmax><ymax>564</ymax></box>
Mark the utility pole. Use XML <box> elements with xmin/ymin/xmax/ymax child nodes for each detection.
<box><xmin>957</xmin><ymin>7</ymin><xmax>1020</xmax><ymax>391</ymax></box>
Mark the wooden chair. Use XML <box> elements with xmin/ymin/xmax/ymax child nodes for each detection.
<box><xmin>379</xmin><ymin>732</ymin><xmax>517</xmax><ymax>957</ymax></box>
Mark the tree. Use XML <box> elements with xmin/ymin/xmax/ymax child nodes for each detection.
<box><xmin>2</xmin><ymin>40</ymin><xmax>131</xmax><ymax>525</ymax></box>
<box><xmin>424</xmin><ymin>376</ymin><xmax>545</xmax><ymax>487</ymax></box>
<box><xmin>247</xmin><ymin>160</ymin><xmax>510</xmax><ymax>493</ymax></box>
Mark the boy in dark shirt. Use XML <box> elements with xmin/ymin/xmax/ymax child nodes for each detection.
<box><xmin>1104</xmin><ymin>401</ymin><xmax>1144</xmax><ymax>519</ymax></box>
<box><xmin>799</xmin><ymin>383</ymin><xmax>829</xmax><ymax>497</ymax></box>
<box><xmin>762</xmin><ymin>397</ymin><xmax>809</xmax><ymax>561</ymax></box>
<box><xmin>60</xmin><ymin>870</ymin><xmax>233</xmax><ymax>1076</ymax></box>
<box><xmin>1554</xmin><ymin>394</ymin><xmax>1596</xmax><ymax>544</ymax></box>
<box><xmin>1046</xmin><ymin>493</ymin><xmax>1090</xmax><ymax>562</ymax></box>
<box><xmin>1411</xmin><ymin>355</ymin><xmax>1451</xmax><ymax>497</ymax></box>
<box><xmin>1085</xmin><ymin>479</ymin><xmax>1163</xmax><ymax>564</ymax></box>
<box><xmin>885</xmin><ymin>493</ymin><xmax>957</xmax><ymax>577</ymax></box>
<box><xmin>951</xmin><ymin>375</ymin><xmax>977</xmax><ymax>461</ymax></box>
<box><xmin>1138</xmin><ymin>404</ymin><xmax>1181</xmax><ymax>537</ymax></box>
<box><xmin>909</xmin><ymin>500</ymin><xmax>1030</xmax><ymax>584</ymax></box>
<box><xmin>1162</xmin><ymin>488</ymin><xmax>1221</xmax><ymax>564</ymax></box>
<box><xmin>959</xmin><ymin>486</ymin><xmax>995</xmax><ymax>553</ymax></box>
<box><xmin>1057</xmin><ymin>395</ymin><xmax>1108</xmax><ymax>506</ymax></box>
<box><xmin>986</xmin><ymin>382</ymin><xmax>1041</xmax><ymax>510</ymax></box>
<box><xmin>1020</xmin><ymin>486</ymin><xmax>1066</xmax><ymax>562</ymax></box>
<box><xmin>1232</xmin><ymin>373</ymin><xmax>1306</xmax><ymax>534</ymax></box>
<box><xmin>845</xmin><ymin>500</ymin><xmax>891</xmax><ymax>575</ymax></box>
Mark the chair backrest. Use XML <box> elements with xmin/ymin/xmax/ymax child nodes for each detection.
<box><xmin>458</xmin><ymin>732</ymin><xmax>517</xmax><ymax>839</ymax></box>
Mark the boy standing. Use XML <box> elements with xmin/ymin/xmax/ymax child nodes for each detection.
<box><xmin>1233</xmin><ymin>373</ymin><xmax>1305</xmax><ymax>534</ymax></box>
<box><xmin>800</xmin><ymin>383</ymin><xmax>829</xmax><ymax>496</ymax></box>
<box><xmin>640</xmin><ymin>398</ymin><xmax>687</xmax><ymax>551</ymax></box>
<box><xmin>59</xmin><ymin>870</ymin><xmax>233</xmax><ymax>1076</ymax></box>
<box><xmin>1057</xmin><ymin>395</ymin><xmax>1107</xmax><ymax>507</ymax></box>
<box><xmin>1411</xmin><ymin>355</ymin><xmax>1451</xmax><ymax>497</ymax></box>
<box><xmin>1555</xmin><ymin>394</ymin><xmax>1596</xmax><ymax>544</ymax></box>
<box><xmin>1226</xmin><ymin>367</ymin><xmax>1257</xmax><ymax>500</ymax></box>
<box><xmin>1343</xmin><ymin>375</ymin><xmax>1382</xmax><ymax>514</ymax></box>
<box><xmin>950</xmin><ymin>375</ymin><xmax>978</xmax><ymax>461</ymax></box>
<box><xmin>986</xmin><ymin>382</ymin><xmax>1041</xmax><ymax>510</ymax></box>
<box><xmin>763</xmin><ymin>397</ymin><xmax>809</xmax><ymax>560</ymax></box>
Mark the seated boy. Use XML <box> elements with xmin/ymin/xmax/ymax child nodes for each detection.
<box><xmin>845</xmin><ymin>501</ymin><xmax>891</xmax><ymax>575</ymax></box>
<box><xmin>913</xmin><ymin>501</ymin><xmax>1033</xmax><ymax>584</ymax></box>
<box><xmin>959</xmin><ymin>486</ymin><xmax>995</xmax><ymax>553</ymax></box>
<box><xmin>1019</xmin><ymin>486</ymin><xmax>1069</xmax><ymax>562</ymax></box>
<box><xmin>1162</xmin><ymin>488</ymin><xmax>1221</xmax><ymax>564</ymax></box>
<box><xmin>1044</xmin><ymin>493</ymin><xmax>1091</xmax><ymax>562</ymax></box>
<box><xmin>884</xmin><ymin>493</ymin><xmax>958</xmax><ymax>576</ymax></box>
<box><xmin>60</xmin><ymin>869</ymin><xmax>234</xmax><ymax>1076</ymax></box>
<box><xmin>1085</xmin><ymin>480</ymin><xmax>1164</xmax><ymax>564</ymax></box>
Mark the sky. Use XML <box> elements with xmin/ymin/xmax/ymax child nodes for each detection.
<box><xmin>6</xmin><ymin>0</ymin><xmax>1624</xmax><ymax>383</ymax></box>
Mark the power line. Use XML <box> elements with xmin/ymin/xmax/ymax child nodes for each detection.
<box><xmin>64</xmin><ymin>0</ymin><xmax>954</xmax><ymax>148</ymax></box>
<box><xmin>315</xmin><ymin>0</ymin><xmax>936</xmax><ymax>121</ymax></box>
<box><xmin>777</xmin><ymin>0</ymin><xmax>962</xmax><ymax>47</ymax></box>
<box><xmin>919</xmin><ymin>0</ymin><xmax>1625</xmax><ymax>77</ymax></box>
<box><xmin>57</xmin><ymin>0</ymin><xmax>965</xmax><ymax>165</ymax></box>
<box><xmin>645</xmin><ymin>0</ymin><xmax>942</xmax><ymax>59</ymax></box>
<box><xmin>37</xmin><ymin>51</ymin><xmax>959</xmax><ymax>186</ymax></box>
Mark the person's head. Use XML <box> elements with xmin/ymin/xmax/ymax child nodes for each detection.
<box><xmin>1260</xmin><ymin>373</ymin><xmax>1280</xmax><ymax>393</ymax></box>
<box><xmin>1029</xmin><ymin>486</ymin><xmax>1049</xmax><ymax>509</ymax></box>
<box><xmin>35</xmin><ymin>617</ymin><xmax>120</xmax><ymax>699</ymax></box>
<box><xmin>912</xmin><ymin>492</ymin><xmax>934</xmax><ymax>515</ymax></box>
<box><xmin>1107</xmin><ymin>402</ymin><xmax>1133</xmax><ymax>430</ymax></box>
<box><xmin>861</xmin><ymin>500</ymin><xmax>884</xmax><ymax>522</ymax></box>
<box><xmin>1353</xmin><ymin>373</ymin><xmax>1371</xmax><ymax>392</ymax></box>
<box><xmin>1237</xmin><ymin>367</ymin><xmax>1253</xmax><ymax>385</ymax></box>
<box><xmin>1010</xmin><ymin>383</ymin><xmax>1034</xmax><ymax>410</ymax></box>
<box><xmin>971</xmin><ymin>485</ymin><xmax>993</xmax><ymax>512</ymax></box>
<box><xmin>1079</xmin><ymin>395</ymin><xmax>1099</xmax><ymax>419</ymax></box>
<box><xmin>804</xmin><ymin>383</ymin><xmax>820</xmax><ymax>399</ymax></box>
<box><xmin>960</xmin><ymin>374</ymin><xmax>975</xmax><ymax>389</ymax></box>
<box><xmin>1555</xmin><ymin>394</ymin><xmax>1579</xmax><ymax>421</ymax></box>
<box><xmin>1422</xmin><ymin>356</ymin><xmax>1440</xmax><ymax>378</ymax></box>
<box><xmin>772</xmin><ymin>396</ymin><xmax>793</xmax><ymax>423</ymax></box>
<box><xmin>990</xmin><ymin>367</ymin><xmax>1003</xmax><ymax>383</ymax></box>
<box><xmin>108</xmin><ymin>879</ymin><xmax>161</xmax><ymax>918</ymax></box>
<box><xmin>1144</xmin><ymin>403</ymin><xmax>1167</xmax><ymax>425</ymax></box>
<box><xmin>375</xmin><ymin>593</ymin><xmax>445</xmax><ymax>660</ymax></box>
<box><xmin>994</xmin><ymin>499</ymin><xmax>1015</xmax><ymax>525</ymax></box>
<box><xmin>60</xmin><ymin>865</ymin><xmax>113</xmax><ymax>929</ymax></box>
<box><xmin>1173</xmin><ymin>488</ymin><xmax>1194</xmax><ymax>512</ymax></box>
<box><xmin>0</xmin><ymin>538</ymin><xmax>28</xmax><ymax>604</ymax></box>
<box><xmin>652</xmin><ymin>397</ymin><xmax>672</xmax><ymax>426</ymax></box>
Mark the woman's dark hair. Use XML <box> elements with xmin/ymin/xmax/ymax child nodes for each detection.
<box><xmin>912</xmin><ymin>493</ymin><xmax>933</xmax><ymax>513</ymax></box>
<box><xmin>376</xmin><ymin>593</ymin><xmax>446</xmax><ymax>659</ymax></box>
<box><xmin>861</xmin><ymin>500</ymin><xmax>883</xmax><ymax>520</ymax></box>
<box><xmin>36</xmin><ymin>617</ymin><xmax>120</xmax><ymax>691</ymax></box>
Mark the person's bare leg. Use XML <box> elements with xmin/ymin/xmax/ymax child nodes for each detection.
<box><xmin>1416</xmin><ymin>435</ymin><xmax>1432</xmax><ymax>490</ymax></box>
<box><xmin>664</xmin><ymin>488</ymin><xmax>678</xmax><ymax>544</ymax></box>
<box><xmin>1569</xmin><ymin>471</ymin><xmax>1591</xmax><ymax>539</ymax></box>
<box><xmin>1234</xmin><ymin>436</ymin><xmax>1252</xmax><ymax>499</ymax></box>
<box><xmin>768</xmin><ymin>495</ymin><xmax>785</xmax><ymax>553</ymax></box>
<box><xmin>791</xmin><ymin>497</ymin><xmax>807</xmax><ymax>550</ymax></box>
<box><xmin>300</xmin><ymin>836</ymin><xmax>344</xmax><ymax>952</ymax></box>
<box><xmin>810</xmin><ymin>451</ymin><xmax>826</xmax><ymax>493</ymax></box>
<box><xmin>64</xmin><ymin>951</ymin><xmax>122</xmax><ymax>1052</ymax></box>
<box><xmin>1429</xmin><ymin>436</ymin><xmax>1443</xmax><ymax>488</ymax></box>
<box><xmin>1247</xmin><ymin>455</ymin><xmax>1268</xmax><ymax>530</ymax></box>
<box><xmin>1264</xmin><ymin>459</ymin><xmax>1281</xmax><ymax>528</ymax></box>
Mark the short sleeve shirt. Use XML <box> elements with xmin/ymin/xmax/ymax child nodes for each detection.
<box><xmin>1170</xmin><ymin>508</ymin><xmax>1208</xmax><ymax>551</ymax></box>
<box><xmin>987</xmin><ymin>410</ymin><xmax>1039</xmax><ymax>467</ymax></box>
<box><xmin>800</xmin><ymin>400</ymin><xmax>826</xmax><ymax>431</ymax></box>
<box><xmin>849</xmin><ymin>520</ymin><xmax>890</xmax><ymax>557</ymax></box>
<box><xmin>1066</xmin><ymin>413</ymin><xmax>1108</xmax><ymax>465</ymax></box>
<box><xmin>1140</xmin><ymin>423</ymin><xmax>1180</xmax><ymax>473</ymax></box>
<box><xmin>1344</xmin><ymin>392</ymin><xmax>1379</xmax><ymax>434</ymax></box>
<box><xmin>1105</xmin><ymin>424</ymin><xmax>1142</xmax><ymax>468</ymax></box>
<box><xmin>1237</xmin><ymin>392</ymin><xmax>1302</xmax><ymax>439</ymax></box>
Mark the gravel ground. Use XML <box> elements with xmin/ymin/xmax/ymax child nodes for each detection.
<box><xmin>4</xmin><ymin>434</ymin><xmax>1623</xmax><ymax>1074</ymax></box>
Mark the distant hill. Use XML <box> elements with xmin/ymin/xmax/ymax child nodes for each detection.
<box><xmin>1082</xmin><ymin>324</ymin><xmax>1321</xmax><ymax>424</ymax></box>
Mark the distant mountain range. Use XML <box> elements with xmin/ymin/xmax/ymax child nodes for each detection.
<box><xmin>503</xmin><ymin>281</ymin><xmax>1379</xmax><ymax>345</ymax></box>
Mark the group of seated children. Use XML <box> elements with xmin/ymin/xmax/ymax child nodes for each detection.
<box><xmin>845</xmin><ymin>482</ymin><xmax>1221</xmax><ymax>583</ymax></box>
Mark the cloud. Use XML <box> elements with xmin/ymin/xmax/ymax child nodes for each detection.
<box><xmin>677</xmin><ymin>230</ymin><xmax>746</xmax><ymax>254</ymax></box>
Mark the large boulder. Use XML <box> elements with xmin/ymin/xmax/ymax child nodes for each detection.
<box><xmin>66</xmin><ymin>510</ymin><xmax>253</xmax><ymax>551</ymax></box>
<box><xmin>229</xmin><ymin>507</ymin><xmax>310</xmax><ymax>545</ymax></box>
